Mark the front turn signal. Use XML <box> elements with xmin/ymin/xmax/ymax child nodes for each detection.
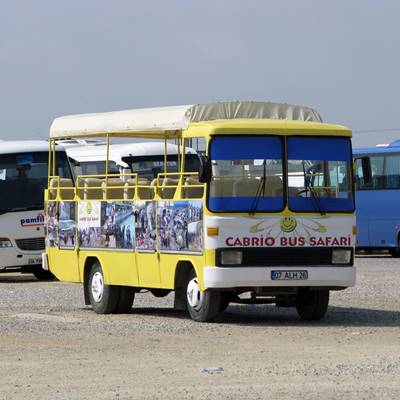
<box><xmin>207</xmin><ymin>227</ymin><xmax>219</xmax><ymax>236</ymax></box>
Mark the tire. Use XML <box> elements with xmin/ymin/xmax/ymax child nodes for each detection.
<box><xmin>389</xmin><ymin>238</ymin><xmax>400</xmax><ymax>257</ymax></box>
<box><xmin>219</xmin><ymin>293</ymin><xmax>231</xmax><ymax>312</ymax></box>
<box><xmin>115</xmin><ymin>286</ymin><xmax>135</xmax><ymax>313</ymax></box>
<box><xmin>88</xmin><ymin>262</ymin><xmax>120</xmax><ymax>314</ymax></box>
<box><xmin>389</xmin><ymin>249</ymin><xmax>400</xmax><ymax>257</ymax></box>
<box><xmin>150</xmin><ymin>289</ymin><xmax>171</xmax><ymax>298</ymax></box>
<box><xmin>296</xmin><ymin>290</ymin><xmax>329</xmax><ymax>321</ymax></box>
<box><xmin>33</xmin><ymin>269</ymin><xmax>56</xmax><ymax>281</ymax></box>
<box><xmin>186</xmin><ymin>269</ymin><xmax>221</xmax><ymax>322</ymax></box>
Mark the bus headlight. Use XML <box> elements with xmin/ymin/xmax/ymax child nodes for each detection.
<box><xmin>332</xmin><ymin>249</ymin><xmax>351</xmax><ymax>264</ymax></box>
<box><xmin>220</xmin><ymin>250</ymin><xmax>243</xmax><ymax>265</ymax></box>
<box><xmin>0</xmin><ymin>238</ymin><xmax>13</xmax><ymax>248</ymax></box>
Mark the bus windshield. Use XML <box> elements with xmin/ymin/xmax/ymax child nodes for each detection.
<box><xmin>122</xmin><ymin>154</ymin><xmax>200</xmax><ymax>180</ymax></box>
<box><xmin>0</xmin><ymin>151</ymin><xmax>71</xmax><ymax>213</ymax></box>
<box><xmin>287</xmin><ymin>137</ymin><xmax>353</xmax><ymax>212</ymax></box>
<box><xmin>209</xmin><ymin>135</ymin><xmax>353</xmax><ymax>213</ymax></box>
<box><xmin>209</xmin><ymin>136</ymin><xmax>284</xmax><ymax>212</ymax></box>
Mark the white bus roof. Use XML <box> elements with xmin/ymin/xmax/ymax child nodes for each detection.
<box><xmin>50</xmin><ymin>101</ymin><xmax>322</xmax><ymax>139</ymax></box>
<box><xmin>66</xmin><ymin>141</ymin><xmax>197</xmax><ymax>166</ymax></box>
<box><xmin>55</xmin><ymin>138</ymin><xmax>105</xmax><ymax>147</ymax></box>
<box><xmin>0</xmin><ymin>140</ymin><xmax>64</xmax><ymax>154</ymax></box>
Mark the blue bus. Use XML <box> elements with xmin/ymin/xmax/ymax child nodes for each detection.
<box><xmin>354</xmin><ymin>140</ymin><xmax>400</xmax><ymax>256</ymax></box>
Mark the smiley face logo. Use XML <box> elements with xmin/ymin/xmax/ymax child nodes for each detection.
<box><xmin>280</xmin><ymin>217</ymin><xmax>297</xmax><ymax>233</ymax></box>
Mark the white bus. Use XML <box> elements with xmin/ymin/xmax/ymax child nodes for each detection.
<box><xmin>0</xmin><ymin>141</ymin><xmax>72</xmax><ymax>279</ymax></box>
<box><xmin>66</xmin><ymin>141</ymin><xmax>200</xmax><ymax>179</ymax></box>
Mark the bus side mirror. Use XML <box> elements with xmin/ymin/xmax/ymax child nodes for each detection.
<box><xmin>361</xmin><ymin>156</ymin><xmax>372</xmax><ymax>183</ymax></box>
<box><xmin>198</xmin><ymin>155</ymin><xmax>211</xmax><ymax>183</ymax></box>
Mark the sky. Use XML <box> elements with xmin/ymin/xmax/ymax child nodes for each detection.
<box><xmin>1</xmin><ymin>0</ymin><xmax>400</xmax><ymax>147</ymax></box>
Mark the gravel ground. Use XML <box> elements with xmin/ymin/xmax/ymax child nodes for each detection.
<box><xmin>0</xmin><ymin>256</ymin><xmax>399</xmax><ymax>399</ymax></box>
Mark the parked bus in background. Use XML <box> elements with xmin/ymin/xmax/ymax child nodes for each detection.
<box><xmin>0</xmin><ymin>141</ymin><xmax>72</xmax><ymax>279</ymax></box>
<box><xmin>354</xmin><ymin>140</ymin><xmax>400</xmax><ymax>256</ymax></box>
<box><xmin>43</xmin><ymin>101</ymin><xmax>356</xmax><ymax>322</ymax></box>
<box><xmin>65</xmin><ymin>141</ymin><xmax>200</xmax><ymax>179</ymax></box>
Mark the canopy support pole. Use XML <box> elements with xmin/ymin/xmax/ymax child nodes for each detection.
<box><xmin>105</xmin><ymin>134</ymin><xmax>110</xmax><ymax>188</ymax></box>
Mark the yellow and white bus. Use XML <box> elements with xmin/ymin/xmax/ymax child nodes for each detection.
<box><xmin>43</xmin><ymin>101</ymin><xmax>356</xmax><ymax>321</ymax></box>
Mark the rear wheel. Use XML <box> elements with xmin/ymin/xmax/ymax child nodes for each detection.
<box><xmin>115</xmin><ymin>286</ymin><xmax>135</xmax><ymax>313</ymax></box>
<box><xmin>88</xmin><ymin>262</ymin><xmax>120</xmax><ymax>314</ymax></box>
<box><xmin>186</xmin><ymin>270</ymin><xmax>221</xmax><ymax>322</ymax></box>
<box><xmin>296</xmin><ymin>290</ymin><xmax>329</xmax><ymax>321</ymax></box>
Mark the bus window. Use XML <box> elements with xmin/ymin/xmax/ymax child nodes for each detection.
<box><xmin>370</xmin><ymin>156</ymin><xmax>385</xmax><ymax>189</ymax></box>
<box><xmin>385</xmin><ymin>155</ymin><xmax>400</xmax><ymax>189</ymax></box>
<box><xmin>355</xmin><ymin>155</ymin><xmax>386</xmax><ymax>190</ymax></box>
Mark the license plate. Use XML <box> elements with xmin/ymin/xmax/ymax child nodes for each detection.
<box><xmin>28</xmin><ymin>258</ymin><xmax>42</xmax><ymax>265</ymax></box>
<box><xmin>271</xmin><ymin>270</ymin><xmax>308</xmax><ymax>280</ymax></box>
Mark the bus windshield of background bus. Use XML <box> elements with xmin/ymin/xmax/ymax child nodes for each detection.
<box><xmin>209</xmin><ymin>136</ymin><xmax>284</xmax><ymax>212</ymax></box>
<box><xmin>74</xmin><ymin>160</ymin><xmax>119</xmax><ymax>176</ymax></box>
<box><xmin>287</xmin><ymin>137</ymin><xmax>353</xmax><ymax>212</ymax></box>
<box><xmin>122</xmin><ymin>154</ymin><xmax>200</xmax><ymax>180</ymax></box>
<box><xmin>0</xmin><ymin>152</ymin><xmax>70</xmax><ymax>213</ymax></box>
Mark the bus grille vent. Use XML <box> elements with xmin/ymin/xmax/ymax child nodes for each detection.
<box><xmin>15</xmin><ymin>238</ymin><xmax>46</xmax><ymax>251</ymax></box>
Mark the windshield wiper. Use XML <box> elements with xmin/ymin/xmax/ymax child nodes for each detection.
<box><xmin>302</xmin><ymin>161</ymin><xmax>325</xmax><ymax>216</ymax></box>
<box><xmin>249</xmin><ymin>159</ymin><xmax>266</xmax><ymax>215</ymax></box>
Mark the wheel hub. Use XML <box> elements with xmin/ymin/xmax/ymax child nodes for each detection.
<box><xmin>91</xmin><ymin>271</ymin><xmax>104</xmax><ymax>303</ymax></box>
<box><xmin>187</xmin><ymin>277</ymin><xmax>204</xmax><ymax>311</ymax></box>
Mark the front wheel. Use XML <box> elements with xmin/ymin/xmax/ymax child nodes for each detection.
<box><xmin>88</xmin><ymin>262</ymin><xmax>120</xmax><ymax>314</ymax></box>
<box><xmin>296</xmin><ymin>290</ymin><xmax>329</xmax><ymax>321</ymax></box>
<box><xmin>186</xmin><ymin>270</ymin><xmax>221</xmax><ymax>322</ymax></box>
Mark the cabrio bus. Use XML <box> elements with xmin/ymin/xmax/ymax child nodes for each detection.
<box><xmin>0</xmin><ymin>141</ymin><xmax>72</xmax><ymax>279</ymax></box>
<box><xmin>43</xmin><ymin>101</ymin><xmax>356</xmax><ymax>321</ymax></box>
<box><xmin>354</xmin><ymin>140</ymin><xmax>400</xmax><ymax>256</ymax></box>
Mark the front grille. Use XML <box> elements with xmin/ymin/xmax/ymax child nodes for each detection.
<box><xmin>216</xmin><ymin>247</ymin><xmax>353</xmax><ymax>267</ymax></box>
<box><xmin>15</xmin><ymin>237</ymin><xmax>45</xmax><ymax>251</ymax></box>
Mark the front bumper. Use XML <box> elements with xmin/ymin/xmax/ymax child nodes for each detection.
<box><xmin>0</xmin><ymin>247</ymin><xmax>42</xmax><ymax>270</ymax></box>
<box><xmin>203</xmin><ymin>266</ymin><xmax>356</xmax><ymax>289</ymax></box>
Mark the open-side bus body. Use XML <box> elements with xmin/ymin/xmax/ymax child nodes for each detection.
<box><xmin>0</xmin><ymin>141</ymin><xmax>71</xmax><ymax>279</ymax></box>
<box><xmin>43</xmin><ymin>101</ymin><xmax>356</xmax><ymax>321</ymax></box>
<box><xmin>354</xmin><ymin>140</ymin><xmax>400</xmax><ymax>256</ymax></box>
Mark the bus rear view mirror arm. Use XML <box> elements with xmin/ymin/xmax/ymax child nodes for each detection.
<box><xmin>198</xmin><ymin>155</ymin><xmax>211</xmax><ymax>183</ymax></box>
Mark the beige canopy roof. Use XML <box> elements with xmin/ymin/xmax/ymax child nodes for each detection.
<box><xmin>50</xmin><ymin>101</ymin><xmax>322</xmax><ymax>139</ymax></box>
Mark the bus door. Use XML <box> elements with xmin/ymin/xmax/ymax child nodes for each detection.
<box><xmin>354</xmin><ymin>158</ymin><xmax>372</xmax><ymax>247</ymax></box>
